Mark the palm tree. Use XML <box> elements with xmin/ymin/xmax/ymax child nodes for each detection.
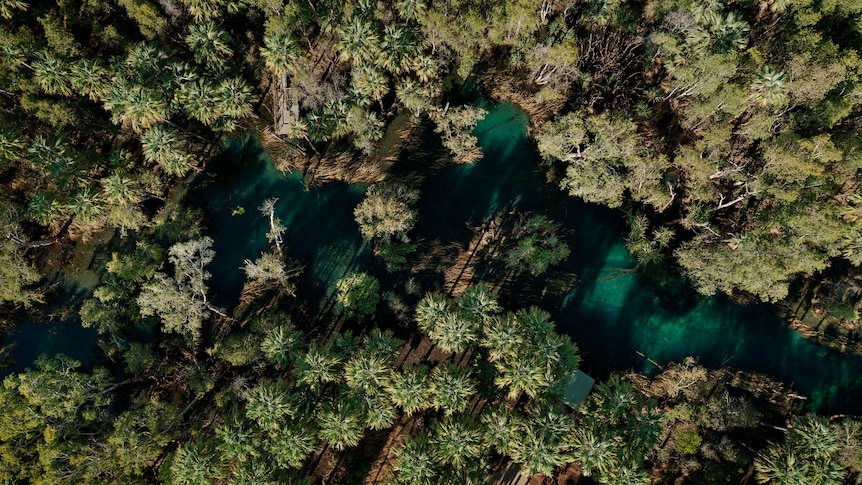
<box><xmin>32</xmin><ymin>54</ymin><xmax>72</xmax><ymax>96</ymax></box>
<box><xmin>395</xmin><ymin>0</ymin><xmax>426</xmax><ymax>21</ymax></box>
<box><xmin>458</xmin><ymin>283</ymin><xmax>501</xmax><ymax>322</ymax></box>
<box><xmin>481</xmin><ymin>315</ymin><xmax>523</xmax><ymax>363</ymax></box>
<box><xmin>415</xmin><ymin>292</ymin><xmax>452</xmax><ymax>334</ymax></box>
<box><xmin>176</xmin><ymin>77</ymin><xmax>221</xmax><ymax>126</ymax></box>
<box><xmin>751</xmin><ymin>66</ymin><xmax>788</xmax><ymax>107</ymax></box>
<box><xmin>0</xmin><ymin>126</ymin><xmax>25</xmax><ymax>164</ymax></box>
<box><xmin>180</xmin><ymin>0</ymin><xmax>223</xmax><ymax>22</ymax></box>
<box><xmin>316</xmin><ymin>400</ymin><xmax>365</xmax><ymax>451</ymax></box>
<box><xmin>101</xmin><ymin>172</ymin><xmax>142</xmax><ymax>206</ymax></box>
<box><xmin>361</xmin><ymin>394</ymin><xmax>397</xmax><ymax>431</ymax></box>
<box><xmin>336</xmin><ymin>16</ymin><xmax>382</xmax><ymax>66</ymax></box>
<box><xmin>390</xmin><ymin>433</ymin><xmax>437</xmax><ymax>484</ymax></box>
<box><xmin>386</xmin><ymin>363</ymin><xmax>431</xmax><ymax>416</ymax></box>
<box><xmin>139</xmin><ymin>125</ymin><xmax>192</xmax><ymax>176</ymax></box>
<box><xmin>411</xmin><ymin>54</ymin><xmax>438</xmax><ymax>84</ymax></box>
<box><xmin>429</xmin><ymin>362</ymin><xmax>476</xmax><ymax>415</ymax></box>
<box><xmin>216</xmin><ymin>76</ymin><xmax>253</xmax><ymax>119</ymax></box>
<box><xmin>569</xmin><ymin>427</ymin><xmax>618</xmax><ymax>479</ymax></box>
<box><xmin>260</xmin><ymin>32</ymin><xmax>301</xmax><ymax>75</ymax></box>
<box><xmin>378</xmin><ymin>24</ymin><xmax>417</xmax><ymax>75</ymax></box>
<box><xmin>350</xmin><ymin>65</ymin><xmax>388</xmax><ymax>103</ymax></box>
<box><xmin>293</xmin><ymin>345</ymin><xmax>341</xmax><ymax>393</ymax></box>
<box><xmin>185</xmin><ymin>21</ymin><xmax>233</xmax><ymax>65</ymax></box>
<box><xmin>0</xmin><ymin>0</ymin><xmax>27</xmax><ymax>20</ymax></box>
<box><xmin>362</xmin><ymin>328</ymin><xmax>403</xmax><ymax>363</ymax></box>
<box><xmin>244</xmin><ymin>380</ymin><xmax>295</xmax><ymax>431</ymax></box>
<box><xmin>169</xmin><ymin>439</ymin><xmax>221</xmax><ymax>485</ymax></box>
<box><xmin>215</xmin><ymin>418</ymin><xmax>259</xmax><ymax>465</ymax></box>
<box><xmin>67</xmin><ymin>187</ymin><xmax>105</xmax><ymax>226</ymax></box>
<box><xmin>428</xmin><ymin>311</ymin><xmax>479</xmax><ymax>354</ymax></box>
<box><xmin>69</xmin><ymin>59</ymin><xmax>109</xmax><ymax>101</ymax></box>
<box><xmin>480</xmin><ymin>404</ymin><xmax>522</xmax><ymax>455</ymax></box>
<box><xmin>267</xmin><ymin>420</ymin><xmax>318</xmax><ymax>469</ymax></box>
<box><xmin>430</xmin><ymin>415</ymin><xmax>483</xmax><ymax>469</ymax></box>
<box><xmin>28</xmin><ymin>191</ymin><xmax>65</xmax><ymax>227</ymax></box>
<box><xmin>260</xmin><ymin>324</ymin><xmax>303</xmax><ymax>369</ymax></box>
<box><xmin>103</xmin><ymin>83</ymin><xmax>168</xmax><ymax>133</ymax></box>
<box><xmin>494</xmin><ymin>357</ymin><xmax>549</xmax><ymax>399</ymax></box>
<box><xmin>343</xmin><ymin>351</ymin><xmax>393</xmax><ymax>396</ymax></box>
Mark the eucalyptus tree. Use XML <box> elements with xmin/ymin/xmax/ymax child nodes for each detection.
<box><xmin>0</xmin><ymin>197</ymin><xmax>41</xmax><ymax>306</ymax></box>
<box><xmin>354</xmin><ymin>182</ymin><xmax>420</xmax><ymax>243</ymax></box>
<box><xmin>335</xmin><ymin>272</ymin><xmax>380</xmax><ymax>320</ymax></box>
<box><xmin>431</xmin><ymin>105</ymin><xmax>487</xmax><ymax>164</ymax></box>
<box><xmin>137</xmin><ymin>237</ymin><xmax>221</xmax><ymax>343</ymax></box>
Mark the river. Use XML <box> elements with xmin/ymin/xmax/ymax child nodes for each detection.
<box><xmin>5</xmin><ymin>101</ymin><xmax>861</xmax><ymax>415</ymax></box>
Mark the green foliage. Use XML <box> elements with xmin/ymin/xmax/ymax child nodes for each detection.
<box><xmin>505</xmin><ymin>214</ymin><xmax>570</xmax><ymax>276</ymax></box>
<box><xmin>0</xmin><ymin>198</ymin><xmax>40</xmax><ymax>306</ymax></box>
<box><xmin>429</xmin><ymin>362</ymin><xmax>475</xmax><ymax>415</ymax></box>
<box><xmin>335</xmin><ymin>272</ymin><xmax>380</xmax><ymax>320</ymax></box>
<box><xmin>354</xmin><ymin>183</ymin><xmax>420</xmax><ymax>243</ymax></box>
<box><xmin>432</xmin><ymin>105</ymin><xmax>487</xmax><ymax>164</ymax></box>
<box><xmin>137</xmin><ymin>237</ymin><xmax>217</xmax><ymax>342</ymax></box>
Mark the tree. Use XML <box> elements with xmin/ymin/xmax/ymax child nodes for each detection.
<box><xmin>185</xmin><ymin>21</ymin><xmax>233</xmax><ymax>65</ymax></box>
<box><xmin>0</xmin><ymin>198</ymin><xmax>41</xmax><ymax>306</ymax></box>
<box><xmin>169</xmin><ymin>439</ymin><xmax>221</xmax><ymax>485</ymax></box>
<box><xmin>316</xmin><ymin>401</ymin><xmax>365</xmax><ymax>451</ymax></box>
<box><xmin>243</xmin><ymin>251</ymin><xmax>301</xmax><ymax>291</ymax></box>
<box><xmin>244</xmin><ymin>380</ymin><xmax>295</xmax><ymax>431</ymax></box>
<box><xmin>389</xmin><ymin>433</ymin><xmax>437</xmax><ymax>484</ymax></box>
<box><xmin>386</xmin><ymin>364</ymin><xmax>432</xmax><ymax>416</ymax></box>
<box><xmin>335</xmin><ymin>272</ymin><xmax>380</xmax><ymax>320</ymax></box>
<box><xmin>260</xmin><ymin>323</ymin><xmax>303</xmax><ymax>369</ymax></box>
<box><xmin>537</xmin><ymin>111</ymin><xmax>646</xmax><ymax>208</ymax></box>
<box><xmin>754</xmin><ymin>415</ymin><xmax>851</xmax><ymax>485</ymax></box>
<box><xmin>267</xmin><ymin>420</ymin><xmax>318</xmax><ymax>470</ymax></box>
<box><xmin>430</xmin><ymin>415</ymin><xmax>483</xmax><ymax>469</ymax></box>
<box><xmin>137</xmin><ymin>237</ymin><xmax>218</xmax><ymax>342</ymax></box>
<box><xmin>293</xmin><ymin>344</ymin><xmax>341</xmax><ymax>392</ymax></box>
<box><xmin>140</xmin><ymin>125</ymin><xmax>192</xmax><ymax>176</ymax></box>
<box><xmin>258</xmin><ymin>197</ymin><xmax>286</xmax><ymax>254</ymax></box>
<box><xmin>429</xmin><ymin>362</ymin><xmax>476</xmax><ymax>415</ymax></box>
<box><xmin>354</xmin><ymin>183</ymin><xmax>420</xmax><ymax>243</ymax></box>
<box><xmin>504</xmin><ymin>214</ymin><xmax>570</xmax><ymax>276</ymax></box>
<box><xmin>432</xmin><ymin>105</ymin><xmax>487</xmax><ymax>164</ymax></box>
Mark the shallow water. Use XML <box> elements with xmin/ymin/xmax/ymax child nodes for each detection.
<box><xmin>200</xmin><ymin>136</ymin><xmax>373</xmax><ymax>308</ymax></box>
<box><xmin>5</xmin><ymin>103</ymin><xmax>861</xmax><ymax>415</ymax></box>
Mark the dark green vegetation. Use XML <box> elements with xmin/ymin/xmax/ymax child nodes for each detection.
<box><xmin>1</xmin><ymin>0</ymin><xmax>862</xmax><ymax>483</ymax></box>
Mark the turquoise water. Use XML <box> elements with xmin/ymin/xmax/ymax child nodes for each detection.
<box><xmin>199</xmin><ymin>135</ymin><xmax>373</xmax><ymax>307</ymax></box>
<box><xmin>5</xmin><ymin>104</ymin><xmax>861</xmax><ymax>415</ymax></box>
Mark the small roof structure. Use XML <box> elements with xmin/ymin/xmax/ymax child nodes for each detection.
<box><xmin>272</xmin><ymin>70</ymin><xmax>299</xmax><ymax>135</ymax></box>
<box><xmin>561</xmin><ymin>369</ymin><xmax>595</xmax><ymax>409</ymax></box>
